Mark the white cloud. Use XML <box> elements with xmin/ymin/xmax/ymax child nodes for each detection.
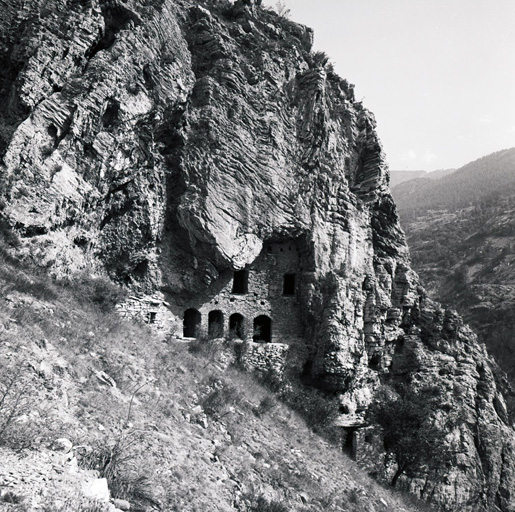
<box><xmin>479</xmin><ymin>115</ymin><xmax>494</xmax><ymax>125</ymax></box>
<box><xmin>423</xmin><ymin>149</ymin><xmax>438</xmax><ymax>164</ymax></box>
<box><xmin>400</xmin><ymin>149</ymin><xmax>417</xmax><ymax>161</ymax></box>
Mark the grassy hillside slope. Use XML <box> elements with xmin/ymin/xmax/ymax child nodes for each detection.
<box><xmin>0</xmin><ymin>236</ymin><xmax>432</xmax><ymax>512</ymax></box>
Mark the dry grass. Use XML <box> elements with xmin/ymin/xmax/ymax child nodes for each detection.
<box><xmin>0</xmin><ymin>233</ymin><xmax>435</xmax><ymax>512</ymax></box>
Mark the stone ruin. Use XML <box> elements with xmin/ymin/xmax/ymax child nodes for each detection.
<box><xmin>116</xmin><ymin>237</ymin><xmax>390</xmax><ymax>465</ymax></box>
<box><xmin>118</xmin><ymin>238</ymin><xmax>312</xmax><ymax>379</ymax></box>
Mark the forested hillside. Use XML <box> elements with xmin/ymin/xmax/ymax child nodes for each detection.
<box><xmin>392</xmin><ymin>148</ymin><xmax>515</xmax><ymax>383</ymax></box>
<box><xmin>389</xmin><ymin>168</ymin><xmax>454</xmax><ymax>188</ymax></box>
<box><xmin>393</xmin><ymin>148</ymin><xmax>515</xmax><ymax>215</ymax></box>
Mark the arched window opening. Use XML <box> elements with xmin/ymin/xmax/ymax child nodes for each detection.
<box><xmin>253</xmin><ymin>315</ymin><xmax>272</xmax><ymax>343</ymax></box>
<box><xmin>232</xmin><ymin>269</ymin><xmax>248</xmax><ymax>294</ymax></box>
<box><xmin>208</xmin><ymin>310</ymin><xmax>224</xmax><ymax>338</ymax></box>
<box><xmin>183</xmin><ymin>308</ymin><xmax>201</xmax><ymax>338</ymax></box>
<box><xmin>229</xmin><ymin>313</ymin><xmax>245</xmax><ymax>340</ymax></box>
<box><xmin>283</xmin><ymin>273</ymin><xmax>296</xmax><ymax>296</ymax></box>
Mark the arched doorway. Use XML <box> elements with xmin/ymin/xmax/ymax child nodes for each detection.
<box><xmin>229</xmin><ymin>313</ymin><xmax>245</xmax><ymax>340</ymax></box>
<box><xmin>183</xmin><ymin>308</ymin><xmax>201</xmax><ymax>338</ymax></box>
<box><xmin>208</xmin><ymin>310</ymin><xmax>224</xmax><ymax>338</ymax></box>
<box><xmin>253</xmin><ymin>315</ymin><xmax>272</xmax><ymax>343</ymax></box>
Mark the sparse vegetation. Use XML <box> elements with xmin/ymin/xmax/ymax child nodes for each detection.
<box><xmin>0</xmin><ymin>239</ymin><xmax>435</xmax><ymax>511</ymax></box>
<box><xmin>0</xmin><ymin>356</ymin><xmax>64</xmax><ymax>451</ymax></box>
<box><xmin>367</xmin><ymin>385</ymin><xmax>458</xmax><ymax>486</ymax></box>
<box><xmin>277</xmin><ymin>380</ymin><xmax>340</xmax><ymax>443</ymax></box>
<box><xmin>392</xmin><ymin>147</ymin><xmax>515</xmax><ymax>399</ymax></box>
<box><xmin>79</xmin><ymin>430</ymin><xmax>161</xmax><ymax>511</ymax></box>
<box><xmin>60</xmin><ymin>273</ymin><xmax>128</xmax><ymax>313</ymax></box>
<box><xmin>40</xmin><ymin>494</ymin><xmax>111</xmax><ymax>512</ymax></box>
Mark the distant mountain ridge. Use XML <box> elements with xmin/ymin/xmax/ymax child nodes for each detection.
<box><xmin>392</xmin><ymin>147</ymin><xmax>515</xmax><ymax>389</ymax></box>
<box><xmin>2</xmin><ymin>0</ymin><xmax>515</xmax><ymax>508</ymax></box>
<box><xmin>392</xmin><ymin>148</ymin><xmax>515</xmax><ymax>213</ymax></box>
<box><xmin>389</xmin><ymin>168</ymin><xmax>455</xmax><ymax>188</ymax></box>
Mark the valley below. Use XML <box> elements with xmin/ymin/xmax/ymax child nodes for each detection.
<box><xmin>391</xmin><ymin>148</ymin><xmax>515</xmax><ymax>387</ymax></box>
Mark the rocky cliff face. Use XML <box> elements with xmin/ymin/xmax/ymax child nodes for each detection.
<box><xmin>1</xmin><ymin>1</ymin><xmax>515</xmax><ymax>510</ymax></box>
<box><xmin>390</xmin><ymin>149</ymin><xmax>515</xmax><ymax>389</ymax></box>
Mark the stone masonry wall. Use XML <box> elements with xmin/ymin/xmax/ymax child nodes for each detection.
<box><xmin>238</xmin><ymin>341</ymin><xmax>290</xmax><ymax>380</ymax></box>
<box><xmin>174</xmin><ymin>239</ymin><xmax>307</xmax><ymax>344</ymax></box>
<box><xmin>117</xmin><ymin>294</ymin><xmax>177</xmax><ymax>334</ymax></box>
<box><xmin>162</xmin><ymin>239</ymin><xmax>310</xmax><ymax>378</ymax></box>
<box><xmin>353</xmin><ymin>427</ymin><xmax>385</xmax><ymax>473</ymax></box>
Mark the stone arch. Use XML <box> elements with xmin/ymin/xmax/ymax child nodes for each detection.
<box><xmin>253</xmin><ymin>315</ymin><xmax>272</xmax><ymax>343</ymax></box>
<box><xmin>208</xmin><ymin>310</ymin><xmax>224</xmax><ymax>338</ymax></box>
<box><xmin>183</xmin><ymin>308</ymin><xmax>201</xmax><ymax>338</ymax></box>
<box><xmin>229</xmin><ymin>313</ymin><xmax>245</xmax><ymax>340</ymax></box>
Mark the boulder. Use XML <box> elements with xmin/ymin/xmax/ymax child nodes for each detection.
<box><xmin>113</xmin><ymin>499</ymin><xmax>131</xmax><ymax>511</ymax></box>
<box><xmin>82</xmin><ymin>478</ymin><xmax>110</xmax><ymax>502</ymax></box>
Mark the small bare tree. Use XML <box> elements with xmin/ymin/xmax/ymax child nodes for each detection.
<box><xmin>0</xmin><ymin>360</ymin><xmax>61</xmax><ymax>450</ymax></box>
<box><xmin>274</xmin><ymin>1</ymin><xmax>290</xmax><ymax>18</ymax></box>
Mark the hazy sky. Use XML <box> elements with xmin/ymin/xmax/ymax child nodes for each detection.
<box><xmin>262</xmin><ymin>0</ymin><xmax>515</xmax><ymax>171</ymax></box>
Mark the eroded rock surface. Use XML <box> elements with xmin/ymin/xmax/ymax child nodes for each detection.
<box><xmin>1</xmin><ymin>1</ymin><xmax>515</xmax><ymax>510</ymax></box>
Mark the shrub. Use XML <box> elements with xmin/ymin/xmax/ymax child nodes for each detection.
<box><xmin>310</xmin><ymin>50</ymin><xmax>330</xmax><ymax>68</ymax></box>
<box><xmin>41</xmin><ymin>144</ymin><xmax>54</xmax><ymax>157</ymax></box>
<box><xmin>273</xmin><ymin>1</ymin><xmax>291</xmax><ymax>18</ymax></box>
<box><xmin>0</xmin><ymin>359</ymin><xmax>62</xmax><ymax>450</ymax></box>
<box><xmin>0</xmin><ymin>217</ymin><xmax>20</xmax><ymax>248</ymax></box>
<box><xmin>348</xmin><ymin>487</ymin><xmax>360</xmax><ymax>504</ymax></box>
<box><xmin>60</xmin><ymin>273</ymin><xmax>127</xmax><ymax>312</ymax></box>
<box><xmin>249</xmin><ymin>495</ymin><xmax>290</xmax><ymax>512</ymax></box>
<box><xmin>201</xmin><ymin>379</ymin><xmax>242</xmax><ymax>419</ymax></box>
<box><xmin>1</xmin><ymin>490</ymin><xmax>25</xmax><ymax>505</ymax></box>
<box><xmin>254</xmin><ymin>395</ymin><xmax>276</xmax><ymax>418</ymax></box>
<box><xmin>78</xmin><ymin>430</ymin><xmax>161</xmax><ymax>511</ymax></box>
<box><xmin>257</xmin><ymin>367</ymin><xmax>283</xmax><ymax>392</ymax></box>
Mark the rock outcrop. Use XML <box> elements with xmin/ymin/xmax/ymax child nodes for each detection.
<box><xmin>1</xmin><ymin>1</ymin><xmax>515</xmax><ymax>510</ymax></box>
<box><xmin>390</xmin><ymin>148</ymin><xmax>515</xmax><ymax>391</ymax></box>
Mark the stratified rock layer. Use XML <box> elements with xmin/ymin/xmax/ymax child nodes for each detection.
<box><xmin>1</xmin><ymin>1</ymin><xmax>515</xmax><ymax>510</ymax></box>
